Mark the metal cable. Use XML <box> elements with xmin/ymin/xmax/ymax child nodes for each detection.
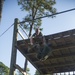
<box><xmin>0</xmin><ymin>23</ymin><xmax>14</xmax><ymax>37</ymax></box>
<box><xmin>19</xmin><ymin>8</ymin><xmax>75</xmax><ymax>24</ymax></box>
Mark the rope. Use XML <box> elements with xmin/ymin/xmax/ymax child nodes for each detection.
<box><xmin>0</xmin><ymin>23</ymin><xmax>14</xmax><ymax>37</ymax></box>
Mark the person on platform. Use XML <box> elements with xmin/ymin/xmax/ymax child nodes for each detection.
<box><xmin>30</xmin><ymin>27</ymin><xmax>44</xmax><ymax>45</ymax></box>
<box><xmin>29</xmin><ymin>27</ymin><xmax>52</xmax><ymax>61</ymax></box>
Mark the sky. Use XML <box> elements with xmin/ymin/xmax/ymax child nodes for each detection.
<box><xmin>0</xmin><ymin>0</ymin><xmax>75</xmax><ymax>75</ymax></box>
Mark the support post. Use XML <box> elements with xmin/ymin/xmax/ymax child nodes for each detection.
<box><xmin>9</xmin><ymin>18</ymin><xmax>19</xmax><ymax>75</ymax></box>
<box><xmin>24</xmin><ymin>58</ymin><xmax>28</xmax><ymax>73</ymax></box>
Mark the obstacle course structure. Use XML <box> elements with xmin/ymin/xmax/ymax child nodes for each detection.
<box><xmin>9</xmin><ymin>18</ymin><xmax>75</xmax><ymax>75</ymax></box>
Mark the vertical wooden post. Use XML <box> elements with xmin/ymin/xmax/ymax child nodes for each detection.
<box><xmin>24</xmin><ymin>58</ymin><xmax>27</xmax><ymax>72</ymax></box>
<box><xmin>0</xmin><ymin>0</ymin><xmax>4</xmax><ymax>21</ymax></box>
<box><xmin>60</xmin><ymin>73</ymin><xmax>61</xmax><ymax>75</ymax></box>
<box><xmin>69</xmin><ymin>72</ymin><xmax>70</xmax><ymax>75</ymax></box>
<box><xmin>73</xmin><ymin>71</ymin><xmax>74</xmax><ymax>75</ymax></box>
<box><xmin>9</xmin><ymin>18</ymin><xmax>18</xmax><ymax>75</ymax></box>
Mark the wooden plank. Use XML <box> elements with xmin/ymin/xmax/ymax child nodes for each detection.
<box><xmin>39</xmin><ymin>62</ymin><xmax>75</xmax><ymax>69</ymax></box>
<box><xmin>34</xmin><ymin>53</ymin><xmax>75</xmax><ymax>63</ymax></box>
<box><xmin>24</xmin><ymin>42</ymin><xmax>75</xmax><ymax>56</ymax></box>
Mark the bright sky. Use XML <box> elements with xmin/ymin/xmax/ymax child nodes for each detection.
<box><xmin>0</xmin><ymin>0</ymin><xmax>75</xmax><ymax>75</ymax></box>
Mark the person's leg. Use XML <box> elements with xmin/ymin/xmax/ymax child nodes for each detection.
<box><xmin>41</xmin><ymin>44</ymin><xmax>52</xmax><ymax>60</ymax></box>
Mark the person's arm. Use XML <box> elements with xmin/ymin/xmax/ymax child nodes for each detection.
<box><xmin>39</xmin><ymin>32</ymin><xmax>43</xmax><ymax>36</ymax></box>
<box><xmin>30</xmin><ymin>33</ymin><xmax>36</xmax><ymax>45</ymax></box>
<box><xmin>32</xmin><ymin>33</ymin><xmax>36</xmax><ymax>38</ymax></box>
<box><xmin>40</xmin><ymin>32</ymin><xmax>46</xmax><ymax>44</ymax></box>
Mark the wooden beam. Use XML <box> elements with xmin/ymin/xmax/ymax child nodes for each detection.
<box><xmin>33</xmin><ymin>57</ymin><xmax>75</xmax><ymax>73</ymax></box>
<box><xmin>39</xmin><ymin>62</ymin><xmax>75</xmax><ymax>69</ymax></box>
<box><xmin>16</xmin><ymin>46</ymin><xmax>43</xmax><ymax>74</ymax></box>
<box><xmin>14</xmin><ymin>64</ymin><xmax>26</xmax><ymax>75</ymax></box>
<box><xmin>34</xmin><ymin>53</ymin><xmax>75</xmax><ymax>63</ymax></box>
<box><xmin>44</xmin><ymin>29</ymin><xmax>75</xmax><ymax>40</ymax></box>
<box><xmin>9</xmin><ymin>18</ymin><xmax>18</xmax><ymax>75</ymax></box>
<box><xmin>18</xmin><ymin>30</ymin><xmax>25</xmax><ymax>40</ymax></box>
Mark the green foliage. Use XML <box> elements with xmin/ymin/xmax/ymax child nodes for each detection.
<box><xmin>17</xmin><ymin>67</ymin><xmax>30</xmax><ymax>75</ymax></box>
<box><xmin>26</xmin><ymin>68</ymin><xmax>30</xmax><ymax>74</ymax></box>
<box><xmin>18</xmin><ymin>0</ymin><xmax>56</xmax><ymax>36</ymax></box>
<box><xmin>0</xmin><ymin>62</ymin><xmax>9</xmax><ymax>75</ymax></box>
<box><xmin>34</xmin><ymin>70</ymin><xmax>40</xmax><ymax>75</ymax></box>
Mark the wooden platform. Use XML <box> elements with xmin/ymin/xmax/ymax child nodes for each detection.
<box><xmin>17</xmin><ymin>29</ymin><xmax>75</xmax><ymax>74</ymax></box>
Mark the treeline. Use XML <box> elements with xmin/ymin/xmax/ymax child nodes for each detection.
<box><xmin>0</xmin><ymin>61</ymin><xmax>9</xmax><ymax>75</ymax></box>
<box><xmin>0</xmin><ymin>61</ymin><xmax>40</xmax><ymax>75</ymax></box>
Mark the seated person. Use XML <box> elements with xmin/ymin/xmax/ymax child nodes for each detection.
<box><xmin>28</xmin><ymin>28</ymin><xmax>43</xmax><ymax>51</ymax></box>
<box><xmin>30</xmin><ymin>28</ymin><xmax>44</xmax><ymax>45</ymax></box>
<box><xmin>30</xmin><ymin>28</ymin><xmax>52</xmax><ymax>61</ymax></box>
<box><xmin>29</xmin><ymin>27</ymin><xmax>45</xmax><ymax>51</ymax></box>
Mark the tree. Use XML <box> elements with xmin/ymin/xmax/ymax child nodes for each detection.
<box><xmin>0</xmin><ymin>62</ymin><xmax>9</xmax><ymax>75</ymax></box>
<box><xmin>18</xmin><ymin>0</ymin><xmax>56</xmax><ymax>37</ymax></box>
<box><xmin>17</xmin><ymin>1</ymin><xmax>56</xmax><ymax>74</ymax></box>
<box><xmin>26</xmin><ymin>68</ymin><xmax>30</xmax><ymax>75</ymax></box>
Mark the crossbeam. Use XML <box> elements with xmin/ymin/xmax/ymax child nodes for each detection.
<box><xmin>14</xmin><ymin>64</ymin><xmax>26</xmax><ymax>75</ymax></box>
<box><xmin>34</xmin><ymin>53</ymin><xmax>75</xmax><ymax>63</ymax></box>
